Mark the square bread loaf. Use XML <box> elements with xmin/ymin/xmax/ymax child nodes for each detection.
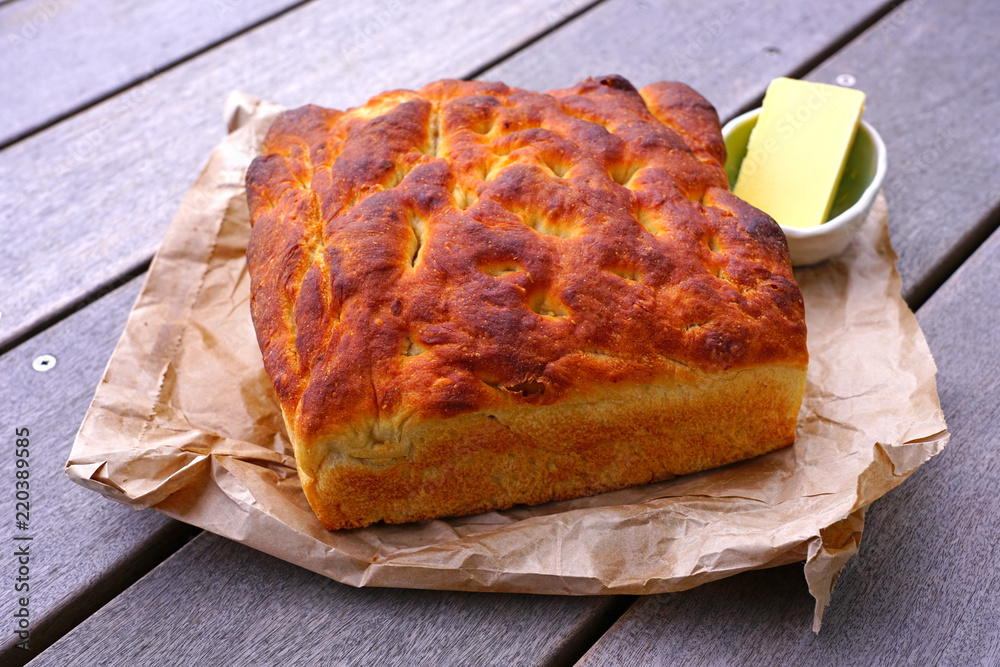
<box><xmin>246</xmin><ymin>75</ymin><xmax>808</xmax><ymax>530</ymax></box>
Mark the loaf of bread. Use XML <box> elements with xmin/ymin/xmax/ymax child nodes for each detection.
<box><xmin>246</xmin><ymin>75</ymin><xmax>808</xmax><ymax>530</ymax></box>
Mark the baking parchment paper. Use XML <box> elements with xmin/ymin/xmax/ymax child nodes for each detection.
<box><xmin>66</xmin><ymin>93</ymin><xmax>949</xmax><ymax>631</ymax></box>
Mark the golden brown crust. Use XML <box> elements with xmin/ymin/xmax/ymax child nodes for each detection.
<box><xmin>246</xmin><ymin>75</ymin><xmax>808</xmax><ymax>530</ymax></box>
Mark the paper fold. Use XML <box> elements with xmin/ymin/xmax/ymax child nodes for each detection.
<box><xmin>67</xmin><ymin>92</ymin><xmax>948</xmax><ymax>630</ymax></box>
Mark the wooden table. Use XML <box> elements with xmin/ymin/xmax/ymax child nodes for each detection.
<box><xmin>2</xmin><ymin>1</ymin><xmax>998</xmax><ymax>664</ymax></box>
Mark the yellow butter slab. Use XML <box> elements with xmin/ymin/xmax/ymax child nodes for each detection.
<box><xmin>733</xmin><ymin>78</ymin><xmax>865</xmax><ymax>228</ymax></box>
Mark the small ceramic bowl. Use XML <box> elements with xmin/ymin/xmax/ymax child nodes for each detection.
<box><xmin>721</xmin><ymin>107</ymin><xmax>887</xmax><ymax>266</ymax></box>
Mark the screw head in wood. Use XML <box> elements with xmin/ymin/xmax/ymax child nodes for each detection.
<box><xmin>32</xmin><ymin>354</ymin><xmax>57</xmax><ymax>372</ymax></box>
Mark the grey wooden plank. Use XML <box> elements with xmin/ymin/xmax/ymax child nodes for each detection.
<box><xmin>26</xmin><ymin>531</ymin><xmax>630</xmax><ymax>667</ymax></box>
<box><xmin>903</xmin><ymin>229</ymin><xmax>1000</xmax><ymax>667</ymax></box>
<box><xmin>0</xmin><ymin>277</ymin><xmax>198</xmax><ymax>667</ymax></box>
<box><xmin>484</xmin><ymin>0</ymin><xmax>894</xmax><ymax>124</ymax></box>
<box><xmin>0</xmin><ymin>0</ymin><xmax>309</xmax><ymax>147</ymax></box>
<box><xmin>576</xmin><ymin>219</ymin><xmax>1000</xmax><ymax>667</ymax></box>
<box><xmin>0</xmin><ymin>0</ymin><xmax>601</xmax><ymax>352</ymax></box>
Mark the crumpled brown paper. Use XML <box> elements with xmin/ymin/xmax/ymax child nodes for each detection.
<box><xmin>67</xmin><ymin>93</ymin><xmax>948</xmax><ymax>631</ymax></box>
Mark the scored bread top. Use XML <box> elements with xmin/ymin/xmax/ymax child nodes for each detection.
<box><xmin>246</xmin><ymin>75</ymin><xmax>807</xmax><ymax>447</ymax></box>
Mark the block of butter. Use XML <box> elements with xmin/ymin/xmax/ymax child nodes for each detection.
<box><xmin>733</xmin><ymin>78</ymin><xmax>865</xmax><ymax>228</ymax></box>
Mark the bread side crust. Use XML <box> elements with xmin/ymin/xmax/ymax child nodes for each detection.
<box><xmin>296</xmin><ymin>364</ymin><xmax>806</xmax><ymax>530</ymax></box>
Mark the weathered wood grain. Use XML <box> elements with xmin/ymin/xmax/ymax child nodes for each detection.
<box><xmin>0</xmin><ymin>277</ymin><xmax>198</xmax><ymax>667</ymax></box>
<box><xmin>576</xmin><ymin>222</ymin><xmax>1000</xmax><ymax>667</ymax></box>
<box><xmin>0</xmin><ymin>0</ymin><xmax>601</xmax><ymax>352</ymax></box>
<box><xmin>26</xmin><ymin>531</ymin><xmax>630</xmax><ymax>666</ymax></box>
<box><xmin>0</xmin><ymin>0</ymin><xmax>309</xmax><ymax>147</ymax></box>
<box><xmin>484</xmin><ymin>0</ymin><xmax>894</xmax><ymax>124</ymax></box>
